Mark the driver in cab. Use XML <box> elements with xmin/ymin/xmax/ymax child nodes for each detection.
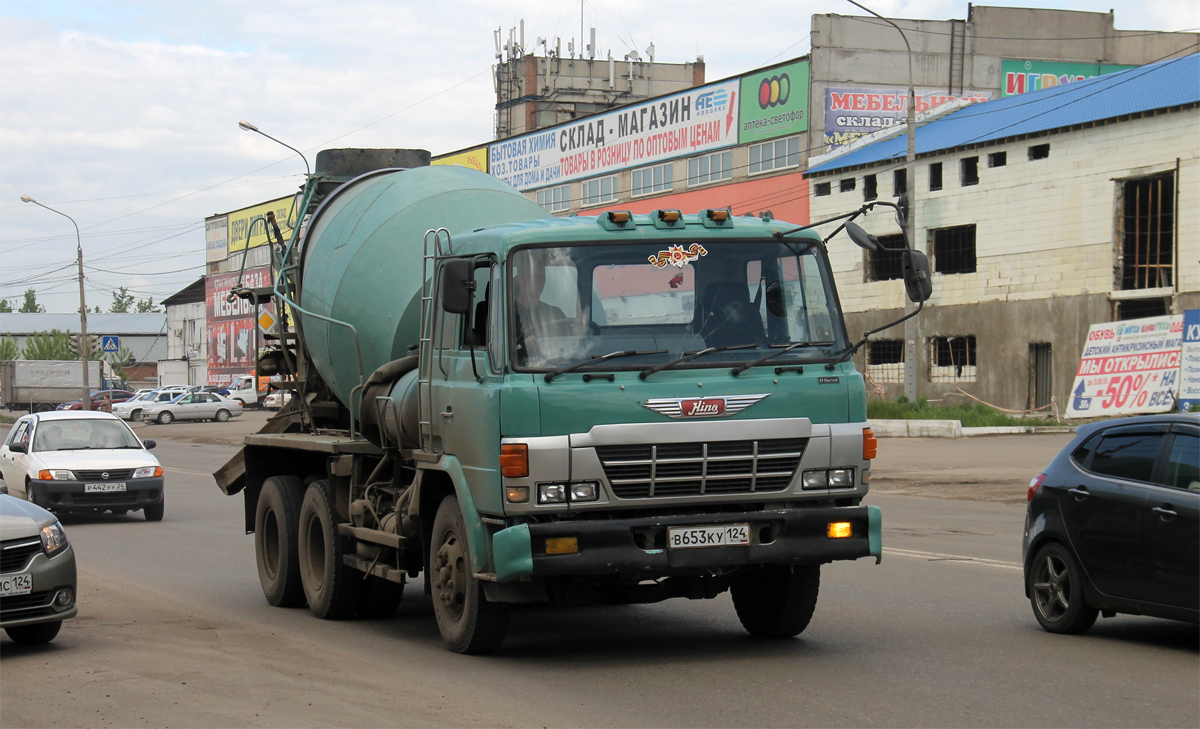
<box><xmin>512</xmin><ymin>256</ymin><xmax>570</xmax><ymax>366</ymax></box>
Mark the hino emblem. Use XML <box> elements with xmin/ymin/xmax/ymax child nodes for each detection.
<box><xmin>642</xmin><ymin>393</ymin><xmax>770</xmax><ymax>419</ymax></box>
<box><xmin>101</xmin><ymin>472</ymin><xmax>109</xmax><ymax>480</ymax></box>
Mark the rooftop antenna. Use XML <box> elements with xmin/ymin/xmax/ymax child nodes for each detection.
<box><xmin>589</xmin><ymin>27</ymin><xmax>596</xmax><ymax>60</ymax></box>
<box><xmin>493</xmin><ymin>28</ymin><xmax>502</xmax><ymax>59</ymax></box>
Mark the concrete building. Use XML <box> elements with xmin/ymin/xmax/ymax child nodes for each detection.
<box><xmin>0</xmin><ymin>312</ymin><xmax>168</xmax><ymax>383</ymax></box>
<box><xmin>160</xmin><ymin>277</ymin><xmax>208</xmax><ymax>386</ymax></box>
<box><xmin>805</xmin><ymin>54</ymin><xmax>1198</xmax><ymax>411</ymax></box>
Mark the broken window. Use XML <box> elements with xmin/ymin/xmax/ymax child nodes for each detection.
<box><xmin>961</xmin><ymin>157</ymin><xmax>979</xmax><ymax>186</ymax></box>
<box><xmin>867</xmin><ymin>234</ymin><xmax>906</xmax><ymax>282</ymax></box>
<box><xmin>867</xmin><ymin>339</ymin><xmax>905</xmax><ymax>383</ymax></box>
<box><xmin>1119</xmin><ymin>172</ymin><xmax>1174</xmax><ymax>290</ymax></box>
<box><xmin>930</xmin><ymin>224</ymin><xmax>977</xmax><ymax>274</ymax></box>
<box><xmin>929</xmin><ymin>162</ymin><xmax>943</xmax><ymax>191</ymax></box>
<box><xmin>930</xmin><ymin>335</ymin><xmax>977</xmax><ymax>383</ymax></box>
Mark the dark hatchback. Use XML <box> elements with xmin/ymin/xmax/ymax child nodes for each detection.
<box><xmin>1023</xmin><ymin>413</ymin><xmax>1199</xmax><ymax>633</ymax></box>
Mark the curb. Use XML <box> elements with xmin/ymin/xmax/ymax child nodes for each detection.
<box><xmin>869</xmin><ymin>420</ymin><xmax>1076</xmax><ymax>438</ymax></box>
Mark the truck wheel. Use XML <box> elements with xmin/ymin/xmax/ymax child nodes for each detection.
<box><xmin>298</xmin><ymin>479</ymin><xmax>361</xmax><ymax>619</ymax></box>
<box><xmin>731</xmin><ymin>564</ymin><xmax>820</xmax><ymax>638</ymax></box>
<box><xmin>357</xmin><ymin>575</ymin><xmax>404</xmax><ymax>619</ymax></box>
<box><xmin>157</xmin><ymin>411</ymin><xmax>174</xmax><ymax>424</ymax></box>
<box><xmin>144</xmin><ymin>498</ymin><xmax>164</xmax><ymax>521</ymax></box>
<box><xmin>1028</xmin><ymin>542</ymin><xmax>1098</xmax><ymax>634</ymax></box>
<box><xmin>430</xmin><ymin>495</ymin><xmax>509</xmax><ymax>654</ymax></box>
<box><xmin>255</xmin><ymin>476</ymin><xmax>306</xmax><ymax>607</ymax></box>
<box><xmin>4</xmin><ymin>620</ymin><xmax>62</xmax><ymax>645</ymax></box>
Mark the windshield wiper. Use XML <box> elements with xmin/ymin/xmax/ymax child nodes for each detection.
<box><xmin>731</xmin><ymin>341</ymin><xmax>835</xmax><ymax>376</ymax></box>
<box><xmin>544</xmin><ymin>349</ymin><xmax>668</xmax><ymax>382</ymax></box>
<box><xmin>639</xmin><ymin>344</ymin><xmax>756</xmax><ymax>380</ymax></box>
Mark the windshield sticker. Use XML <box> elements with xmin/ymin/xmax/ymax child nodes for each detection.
<box><xmin>649</xmin><ymin>243</ymin><xmax>708</xmax><ymax>269</ymax></box>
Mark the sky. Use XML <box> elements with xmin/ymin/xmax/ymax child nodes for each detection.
<box><xmin>2</xmin><ymin>0</ymin><xmax>1197</xmax><ymax>313</ymax></box>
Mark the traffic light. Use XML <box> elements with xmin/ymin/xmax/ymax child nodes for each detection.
<box><xmin>87</xmin><ymin>334</ymin><xmax>100</xmax><ymax>358</ymax></box>
<box><xmin>69</xmin><ymin>335</ymin><xmax>80</xmax><ymax>358</ymax></box>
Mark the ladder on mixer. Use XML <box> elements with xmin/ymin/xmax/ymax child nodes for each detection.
<box><xmin>417</xmin><ymin>228</ymin><xmax>452</xmax><ymax>456</ymax></box>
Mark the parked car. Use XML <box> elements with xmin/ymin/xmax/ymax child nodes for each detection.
<box><xmin>140</xmin><ymin>391</ymin><xmax>243</xmax><ymax>424</ymax></box>
<box><xmin>1023</xmin><ymin>413</ymin><xmax>1199</xmax><ymax>634</ymax></box>
<box><xmin>0</xmin><ymin>411</ymin><xmax>165</xmax><ymax>521</ymax></box>
<box><xmin>113</xmin><ymin>387</ymin><xmax>194</xmax><ymax>422</ymax></box>
<box><xmin>56</xmin><ymin>389</ymin><xmax>136</xmax><ymax>412</ymax></box>
<box><xmin>0</xmin><ymin>478</ymin><xmax>78</xmax><ymax>645</ymax></box>
<box><xmin>263</xmin><ymin>390</ymin><xmax>293</xmax><ymax>410</ymax></box>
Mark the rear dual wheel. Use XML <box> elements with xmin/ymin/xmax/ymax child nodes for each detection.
<box><xmin>255</xmin><ymin>476</ymin><xmax>306</xmax><ymax>607</ymax></box>
<box><xmin>298</xmin><ymin>479</ymin><xmax>361</xmax><ymax>619</ymax></box>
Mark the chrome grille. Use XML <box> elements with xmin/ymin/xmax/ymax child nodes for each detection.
<box><xmin>75</xmin><ymin>469</ymin><xmax>133</xmax><ymax>481</ymax></box>
<box><xmin>595</xmin><ymin>438</ymin><xmax>806</xmax><ymax>499</ymax></box>
<box><xmin>1</xmin><ymin>539</ymin><xmax>41</xmax><ymax>573</ymax></box>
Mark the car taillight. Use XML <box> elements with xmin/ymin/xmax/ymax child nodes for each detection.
<box><xmin>1028</xmin><ymin>473</ymin><xmax>1047</xmax><ymax>502</ymax></box>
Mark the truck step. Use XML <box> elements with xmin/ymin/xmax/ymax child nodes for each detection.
<box><xmin>337</xmin><ymin>523</ymin><xmax>406</xmax><ymax>549</ymax></box>
<box><xmin>342</xmin><ymin>555</ymin><xmax>406</xmax><ymax>584</ymax></box>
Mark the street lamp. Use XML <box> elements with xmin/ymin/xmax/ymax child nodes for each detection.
<box><xmin>20</xmin><ymin>195</ymin><xmax>92</xmax><ymax>410</ymax></box>
<box><xmin>846</xmin><ymin>0</ymin><xmax>920</xmax><ymax>402</ymax></box>
<box><xmin>238</xmin><ymin>120</ymin><xmax>310</xmax><ymax>176</ymax></box>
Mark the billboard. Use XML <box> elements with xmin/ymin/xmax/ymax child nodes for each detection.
<box><xmin>490</xmin><ymin>79</ymin><xmax>740</xmax><ymax>191</ymax></box>
<box><xmin>1067</xmin><ymin>315</ymin><xmax>1184</xmax><ymax>418</ymax></box>
<box><xmin>432</xmin><ymin>146</ymin><xmax>488</xmax><ymax>173</ymax></box>
<box><xmin>205</xmin><ymin>215</ymin><xmax>228</xmax><ymax>264</ymax></box>
<box><xmin>1000</xmin><ymin>60</ymin><xmax>1134</xmax><ymax>97</ymax></box>
<box><xmin>205</xmin><ymin>266</ymin><xmax>275</xmax><ymax>386</ymax></box>
<box><xmin>738</xmin><ymin>60</ymin><xmax>809</xmax><ymax>144</ymax></box>
<box><xmin>228</xmin><ymin>195</ymin><xmax>298</xmax><ymax>255</ymax></box>
<box><xmin>1180</xmin><ymin>309</ymin><xmax>1200</xmax><ymax>412</ymax></box>
<box><xmin>823</xmin><ymin>87</ymin><xmax>993</xmax><ymax>150</ymax></box>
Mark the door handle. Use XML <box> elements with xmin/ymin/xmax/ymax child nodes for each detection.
<box><xmin>440</xmin><ymin>408</ymin><xmax>454</xmax><ymax>419</ymax></box>
<box><xmin>1152</xmin><ymin>505</ymin><xmax>1178</xmax><ymax>520</ymax></box>
<box><xmin>1068</xmin><ymin>487</ymin><xmax>1090</xmax><ymax>499</ymax></box>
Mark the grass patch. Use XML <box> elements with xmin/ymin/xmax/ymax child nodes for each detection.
<box><xmin>867</xmin><ymin>397</ymin><xmax>1052</xmax><ymax>427</ymax></box>
<box><xmin>0</xmin><ymin>414</ymin><xmax>16</xmax><ymax>425</ymax></box>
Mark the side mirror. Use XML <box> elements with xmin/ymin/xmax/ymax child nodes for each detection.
<box><xmin>844</xmin><ymin>221</ymin><xmax>879</xmax><ymax>251</ymax></box>
<box><xmin>143</xmin><ymin>439</ymin><xmax>157</xmax><ymax>450</ymax></box>
<box><xmin>440</xmin><ymin>258</ymin><xmax>475</xmax><ymax>315</ymax></box>
<box><xmin>902</xmin><ymin>250</ymin><xmax>933</xmax><ymax>302</ymax></box>
<box><xmin>765</xmin><ymin>281</ymin><xmax>786</xmax><ymax>318</ymax></box>
<box><xmin>8</xmin><ymin>442</ymin><xmax>26</xmax><ymax>454</ymax></box>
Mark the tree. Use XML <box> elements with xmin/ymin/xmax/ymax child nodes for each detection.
<box><xmin>0</xmin><ymin>299</ymin><xmax>12</xmax><ymax>312</ymax></box>
<box><xmin>136</xmin><ymin>296</ymin><xmax>160</xmax><ymax>313</ymax></box>
<box><xmin>18</xmin><ymin>288</ymin><xmax>45</xmax><ymax>313</ymax></box>
<box><xmin>78</xmin><ymin>305</ymin><xmax>102</xmax><ymax>314</ymax></box>
<box><xmin>110</xmin><ymin>286</ymin><xmax>135</xmax><ymax>313</ymax></box>
<box><xmin>21</xmin><ymin>329</ymin><xmax>73</xmax><ymax>360</ymax></box>
<box><xmin>0</xmin><ymin>335</ymin><xmax>18</xmax><ymax>360</ymax></box>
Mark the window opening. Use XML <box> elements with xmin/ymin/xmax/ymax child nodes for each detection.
<box><xmin>863</xmin><ymin>174</ymin><xmax>878</xmax><ymax>201</ymax></box>
<box><xmin>1120</xmin><ymin>172</ymin><xmax>1174</xmax><ymax>290</ymax></box>
<box><xmin>748</xmin><ymin>136</ymin><xmax>800</xmax><ymax>174</ymax></box>
<box><xmin>867</xmin><ymin>339</ymin><xmax>904</xmax><ymax>383</ymax></box>
<box><xmin>687</xmin><ymin>151</ymin><xmax>732</xmax><ymax>186</ymax></box>
<box><xmin>961</xmin><ymin>157</ymin><xmax>979</xmax><ymax>186</ymax></box>
<box><xmin>632</xmin><ymin>163</ymin><xmax>673</xmax><ymax>197</ymax></box>
<box><xmin>987</xmin><ymin>151</ymin><xmax>1006</xmax><ymax>168</ymax></box>
<box><xmin>840</xmin><ymin>178</ymin><xmax>856</xmax><ymax>193</ymax></box>
<box><xmin>930</xmin><ymin>335</ymin><xmax>976</xmax><ymax>382</ymax></box>
<box><xmin>814</xmin><ymin>182</ymin><xmax>832</xmax><ymax>197</ymax></box>
<box><xmin>536</xmin><ymin>184</ymin><xmax>570</xmax><ymax>212</ymax></box>
<box><xmin>929</xmin><ymin>162</ymin><xmax>943</xmax><ymax>191</ymax></box>
<box><xmin>931</xmin><ymin>224</ymin><xmax>976</xmax><ymax>274</ymax></box>
<box><xmin>1116</xmin><ymin>298</ymin><xmax>1169</xmax><ymax>320</ymax></box>
<box><xmin>1028</xmin><ymin>144</ymin><xmax>1050</xmax><ymax>160</ymax></box>
<box><xmin>581</xmin><ymin>175</ymin><xmax>618</xmax><ymax>207</ymax></box>
<box><xmin>893</xmin><ymin>169</ymin><xmax>907</xmax><ymax>196</ymax></box>
<box><xmin>867</xmin><ymin>234</ymin><xmax>906</xmax><ymax>281</ymax></box>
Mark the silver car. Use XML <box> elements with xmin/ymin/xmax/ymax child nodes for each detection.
<box><xmin>0</xmin><ymin>479</ymin><xmax>78</xmax><ymax>644</ymax></box>
<box><xmin>140</xmin><ymin>391</ymin><xmax>244</xmax><ymax>424</ymax></box>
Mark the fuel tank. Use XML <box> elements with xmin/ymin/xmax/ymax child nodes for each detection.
<box><xmin>298</xmin><ymin>163</ymin><xmax>550</xmax><ymax>410</ymax></box>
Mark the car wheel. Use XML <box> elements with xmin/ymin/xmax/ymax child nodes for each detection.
<box><xmin>215</xmin><ymin>409</ymin><xmax>231</xmax><ymax>422</ymax></box>
<box><xmin>298</xmin><ymin>479</ymin><xmax>361</xmax><ymax>619</ymax></box>
<box><xmin>131</xmin><ymin>409</ymin><xmax>142</xmax><ymax>422</ymax></box>
<box><xmin>1028</xmin><ymin>542</ymin><xmax>1098</xmax><ymax>634</ymax></box>
<box><xmin>255</xmin><ymin>476</ymin><xmax>306</xmax><ymax>608</ymax></box>
<box><xmin>144</xmin><ymin>498</ymin><xmax>165</xmax><ymax>522</ymax></box>
<box><xmin>4</xmin><ymin>621</ymin><xmax>62</xmax><ymax>645</ymax></box>
<box><xmin>731</xmin><ymin>564</ymin><xmax>820</xmax><ymax>638</ymax></box>
<box><xmin>430</xmin><ymin>495</ymin><xmax>510</xmax><ymax>653</ymax></box>
<box><xmin>157</xmin><ymin>411</ymin><xmax>174</xmax><ymax>425</ymax></box>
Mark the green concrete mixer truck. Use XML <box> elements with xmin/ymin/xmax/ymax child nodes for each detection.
<box><xmin>214</xmin><ymin>148</ymin><xmax>932</xmax><ymax>654</ymax></box>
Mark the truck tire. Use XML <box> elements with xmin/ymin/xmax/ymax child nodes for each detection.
<box><xmin>429</xmin><ymin>495</ymin><xmax>509</xmax><ymax>654</ymax></box>
<box><xmin>4</xmin><ymin>620</ymin><xmax>62</xmax><ymax>645</ymax></box>
<box><xmin>255</xmin><ymin>476</ymin><xmax>306</xmax><ymax>607</ymax></box>
<box><xmin>731</xmin><ymin>564</ymin><xmax>820</xmax><ymax>638</ymax></box>
<box><xmin>298</xmin><ymin>479</ymin><xmax>361</xmax><ymax>619</ymax></box>
<box><xmin>357</xmin><ymin>575</ymin><xmax>404</xmax><ymax>619</ymax></box>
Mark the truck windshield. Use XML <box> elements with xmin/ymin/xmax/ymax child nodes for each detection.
<box><xmin>508</xmin><ymin>240</ymin><xmax>846</xmax><ymax>371</ymax></box>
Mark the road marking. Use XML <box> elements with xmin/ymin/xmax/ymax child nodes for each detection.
<box><xmin>884</xmin><ymin>547</ymin><xmax>1022</xmax><ymax>571</ymax></box>
<box><xmin>165</xmin><ymin>467</ymin><xmax>213</xmax><ymax>476</ymax></box>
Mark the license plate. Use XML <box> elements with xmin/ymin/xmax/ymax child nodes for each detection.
<box><xmin>668</xmin><ymin>524</ymin><xmax>751</xmax><ymax>549</ymax></box>
<box><xmin>85</xmin><ymin>482</ymin><xmax>127</xmax><ymax>493</ymax></box>
<box><xmin>0</xmin><ymin>572</ymin><xmax>33</xmax><ymax>596</ymax></box>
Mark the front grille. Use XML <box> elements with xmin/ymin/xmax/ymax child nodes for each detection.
<box><xmin>595</xmin><ymin>438</ymin><xmax>807</xmax><ymax>499</ymax></box>
<box><xmin>75</xmin><ymin>469</ymin><xmax>134</xmax><ymax>481</ymax></box>
<box><xmin>1</xmin><ymin>539</ymin><xmax>41</xmax><ymax>573</ymax></box>
<box><xmin>0</xmin><ymin>590</ymin><xmax>52</xmax><ymax>620</ymax></box>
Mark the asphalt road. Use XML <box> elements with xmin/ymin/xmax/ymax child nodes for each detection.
<box><xmin>1</xmin><ymin>420</ymin><xmax>1197</xmax><ymax>728</ymax></box>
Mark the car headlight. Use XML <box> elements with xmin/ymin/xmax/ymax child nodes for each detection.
<box><xmin>133</xmin><ymin>466</ymin><xmax>163</xmax><ymax>479</ymax></box>
<box><xmin>37</xmin><ymin>469</ymin><xmax>76</xmax><ymax>481</ymax></box>
<box><xmin>40</xmin><ymin>522</ymin><xmax>69</xmax><ymax>557</ymax></box>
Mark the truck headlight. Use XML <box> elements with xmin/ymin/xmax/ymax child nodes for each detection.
<box><xmin>829</xmin><ymin>469</ymin><xmax>855</xmax><ymax>488</ymax></box>
<box><xmin>133</xmin><ymin>466</ymin><xmax>162</xmax><ymax>479</ymax></box>
<box><xmin>570</xmin><ymin>482</ymin><xmax>599</xmax><ymax>502</ymax></box>
<box><xmin>537</xmin><ymin>484</ymin><xmax>567</xmax><ymax>504</ymax></box>
<box><xmin>38</xmin><ymin>470</ymin><xmax>75</xmax><ymax>481</ymax></box>
<box><xmin>801</xmin><ymin>470</ymin><xmax>827</xmax><ymax>490</ymax></box>
<box><xmin>40</xmin><ymin>522</ymin><xmax>69</xmax><ymax>557</ymax></box>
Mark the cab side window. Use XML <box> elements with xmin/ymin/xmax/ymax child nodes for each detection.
<box><xmin>1089</xmin><ymin>430</ymin><xmax>1165</xmax><ymax>483</ymax></box>
<box><xmin>1163</xmin><ymin>432</ymin><xmax>1199</xmax><ymax>491</ymax></box>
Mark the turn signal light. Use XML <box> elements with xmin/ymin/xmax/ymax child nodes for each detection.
<box><xmin>545</xmin><ymin>537</ymin><xmax>579</xmax><ymax>555</ymax></box>
<box><xmin>827</xmin><ymin>522</ymin><xmax>853</xmax><ymax>539</ymax></box>
<box><xmin>863</xmin><ymin>428</ymin><xmax>877</xmax><ymax>460</ymax></box>
<box><xmin>499</xmin><ymin>444</ymin><xmax>529</xmax><ymax>478</ymax></box>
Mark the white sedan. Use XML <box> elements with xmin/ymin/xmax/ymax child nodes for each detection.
<box><xmin>0</xmin><ymin>411</ymin><xmax>165</xmax><ymax>520</ymax></box>
<box><xmin>140</xmin><ymin>391</ymin><xmax>244</xmax><ymax>424</ymax></box>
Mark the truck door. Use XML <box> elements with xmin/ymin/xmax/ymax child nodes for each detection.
<box><xmin>431</xmin><ymin>260</ymin><xmax>505</xmax><ymax>515</ymax></box>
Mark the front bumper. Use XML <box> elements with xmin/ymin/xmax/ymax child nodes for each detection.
<box><xmin>28</xmin><ymin>477</ymin><xmax>164</xmax><ymax>512</ymax></box>
<box><xmin>493</xmin><ymin>505</ymin><xmax>881</xmax><ymax>582</ymax></box>
<box><xmin>0</xmin><ymin>545</ymin><xmax>78</xmax><ymax>629</ymax></box>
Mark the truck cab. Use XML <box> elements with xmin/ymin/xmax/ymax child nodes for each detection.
<box><xmin>223</xmin><ymin>375</ymin><xmax>260</xmax><ymax>406</ymax></box>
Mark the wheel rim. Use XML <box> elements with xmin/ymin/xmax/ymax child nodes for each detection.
<box><xmin>303</xmin><ymin>511</ymin><xmax>326</xmax><ymax>591</ymax></box>
<box><xmin>1032</xmin><ymin>552</ymin><xmax>1072</xmax><ymax>621</ymax></box>
<box><xmin>217</xmin><ymin>410</ymin><xmax>229</xmax><ymax>421</ymax></box>
<box><xmin>433</xmin><ymin>527</ymin><xmax>467</xmax><ymax>621</ymax></box>
<box><xmin>262</xmin><ymin>508</ymin><xmax>280</xmax><ymax>580</ymax></box>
